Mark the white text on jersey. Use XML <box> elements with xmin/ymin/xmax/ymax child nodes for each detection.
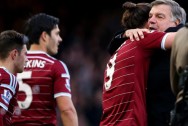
<box><xmin>25</xmin><ymin>60</ymin><xmax>46</xmax><ymax>68</ymax></box>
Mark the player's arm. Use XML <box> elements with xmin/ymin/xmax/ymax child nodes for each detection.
<box><xmin>123</xmin><ymin>28</ymin><xmax>150</xmax><ymax>41</ymax></box>
<box><xmin>54</xmin><ymin>61</ymin><xmax>78</xmax><ymax>126</ymax></box>
<box><xmin>163</xmin><ymin>32</ymin><xmax>176</xmax><ymax>49</ymax></box>
<box><xmin>107</xmin><ymin>28</ymin><xmax>150</xmax><ymax>55</ymax></box>
<box><xmin>0</xmin><ymin>85</ymin><xmax>12</xmax><ymax>125</ymax></box>
<box><xmin>56</xmin><ymin>96</ymin><xmax>78</xmax><ymax>126</ymax></box>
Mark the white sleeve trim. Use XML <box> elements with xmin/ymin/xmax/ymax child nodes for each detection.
<box><xmin>0</xmin><ymin>102</ymin><xmax>8</xmax><ymax>111</ymax></box>
<box><xmin>54</xmin><ymin>92</ymin><xmax>71</xmax><ymax>98</ymax></box>
<box><xmin>0</xmin><ymin>84</ymin><xmax>15</xmax><ymax>94</ymax></box>
<box><xmin>161</xmin><ymin>33</ymin><xmax>169</xmax><ymax>50</ymax></box>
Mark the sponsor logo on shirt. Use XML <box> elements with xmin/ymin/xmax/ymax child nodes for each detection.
<box><xmin>1</xmin><ymin>89</ymin><xmax>12</xmax><ymax>104</ymax></box>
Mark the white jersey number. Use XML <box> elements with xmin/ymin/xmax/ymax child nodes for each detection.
<box><xmin>17</xmin><ymin>71</ymin><xmax>32</xmax><ymax>109</ymax></box>
<box><xmin>104</xmin><ymin>54</ymin><xmax>117</xmax><ymax>90</ymax></box>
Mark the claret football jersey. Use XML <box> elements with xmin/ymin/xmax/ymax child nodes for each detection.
<box><xmin>12</xmin><ymin>51</ymin><xmax>72</xmax><ymax>125</ymax></box>
<box><xmin>100</xmin><ymin>31</ymin><xmax>168</xmax><ymax>126</ymax></box>
<box><xmin>0</xmin><ymin>67</ymin><xmax>19</xmax><ymax>126</ymax></box>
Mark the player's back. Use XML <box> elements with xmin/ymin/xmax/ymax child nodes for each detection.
<box><xmin>0</xmin><ymin>67</ymin><xmax>19</xmax><ymax>126</ymax></box>
<box><xmin>100</xmin><ymin>31</ymin><xmax>166</xmax><ymax>126</ymax></box>
<box><xmin>12</xmin><ymin>51</ymin><xmax>71</xmax><ymax>126</ymax></box>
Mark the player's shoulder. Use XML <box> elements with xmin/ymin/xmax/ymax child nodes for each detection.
<box><xmin>51</xmin><ymin>59</ymin><xmax>70</xmax><ymax>76</ymax></box>
<box><xmin>27</xmin><ymin>51</ymin><xmax>68</xmax><ymax>69</ymax></box>
<box><xmin>149</xmin><ymin>30</ymin><xmax>165</xmax><ymax>34</ymax></box>
<box><xmin>0</xmin><ymin>67</ymin><xmax>16</xmax><ymax>84</ymax></box>
<box><xmin>0</xmin><ymin>67</ymin><xmax>14</xmax><ymax>77</ymax></box>
<box><xmin>143</xmin><ymin>30</ymin><xmax>166</xmax><ymax>38</ymax></box>
<box><xmin>53</xmin><ymin>59</ymin><xmax>68</xmax><ymax>70</ymax></box>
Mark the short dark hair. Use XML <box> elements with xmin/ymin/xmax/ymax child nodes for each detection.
<box><xmin>121</xmin><ymin>2</ymin><xmax>151</xmax><ymax>29</ymax></box>
<box><xmin>24</xmin><ymin>13</ymin><xmax>59</xmax><ymax>45</ymax></box>
<box><xmin>0</xmin><ymin>30</ymin><xmax>28</xmax><ymax>60</ymax></box>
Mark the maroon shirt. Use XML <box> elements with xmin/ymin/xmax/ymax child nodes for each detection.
<box><xmin>100</xmin><ymin>31</ymin><xmax>167</xmax><ymax>126</ymax></box>
<box><xmin>0</xmin><ymin>67</ymin><xmax>19</xmax><ymax>126</ymax></box>
<box><xmin>12</xmin><ymin>51</ymin><xmax>72</xmax><ymax>126</ymax></box>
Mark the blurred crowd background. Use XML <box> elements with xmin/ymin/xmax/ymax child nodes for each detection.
<box><xmin>0</xmin><ymin>0</ymin><xmax>187</xmax><ymax>126</ymax></box>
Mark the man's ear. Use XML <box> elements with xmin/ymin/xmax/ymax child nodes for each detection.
<box><xmin>41</xmin><ymin>31</ymin><xmax>49</xmax><ymax>42</ymax></box>
<box><xmin>10</xmin><ymin>49</ymin><xmax>18</xmax><ymax>60</ymax></box>
<box><xmin>175</xmin><ymin>19</ymin><xmax>180</xmax><ymax>26</ymax></box>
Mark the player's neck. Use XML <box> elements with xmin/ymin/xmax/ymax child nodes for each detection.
<box><xmin>29</xmin><ymin>44</ymin><xmax>47</xmax><ymax>53</ymax></box>
<box><xmin>0</xmin><ymin>61</ymin><xmax>14</xmax><ymax>74</ymax></box>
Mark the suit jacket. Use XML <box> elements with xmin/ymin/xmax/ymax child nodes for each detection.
<box><xmin>147</xmin><ymin>24</ymin><xmax>184</xmax><ymax>126</ymax></box>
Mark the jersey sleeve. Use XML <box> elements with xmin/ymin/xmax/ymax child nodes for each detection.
<box><xmin>52</xmin><ymin>60</ymin><xmax>72</xmax><ymax>98</ymax></box>
<box><xmin>0</xmin><ymin>73</ymin><xmax>17</xmax><ymax>111</ymax></box>
<box><xmin>140</xmin><ymin>31</ymin><xmax>167</xmax><ymax>49</ymax></box>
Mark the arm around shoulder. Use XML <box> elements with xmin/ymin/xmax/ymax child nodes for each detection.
<box><xmin>164</xmin><ymin>32</ymin><xmax>176</xmax><ymax>49</ymax></box>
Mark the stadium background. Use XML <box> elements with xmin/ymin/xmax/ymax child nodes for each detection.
<box><xmin>0</xmin><ymin>0</ymin><xmax>187</xmax><ymax>125</ymax></box>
